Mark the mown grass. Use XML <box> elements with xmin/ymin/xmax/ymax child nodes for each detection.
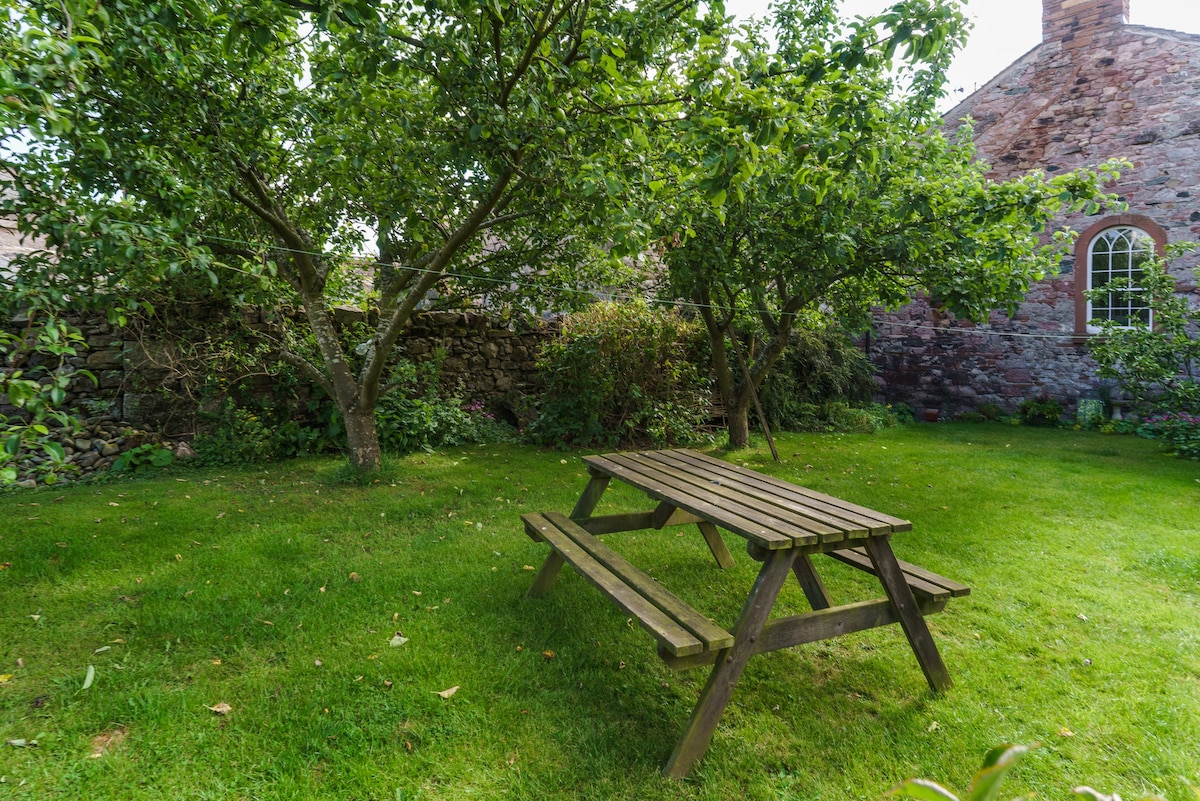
<box><xmin>0</xmin><ymin>425</ymin><xmax>1197</xmax><ymax>800</ymax></box>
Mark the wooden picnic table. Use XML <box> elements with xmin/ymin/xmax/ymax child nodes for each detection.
<box><xmin>522</xmin><ymin>448</ymin><xmax>968</xmax><ymax>779</ymax></box>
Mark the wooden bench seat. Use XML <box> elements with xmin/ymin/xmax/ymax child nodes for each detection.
<box><xmin>826</xmin><ymin>547</ymin><xmax>971</xmax><ymax>602</ymax></box>
<box><xmin>522</xmin><ymin>511</ymin><xmax>734</xmax><ymax>658</ymax></box>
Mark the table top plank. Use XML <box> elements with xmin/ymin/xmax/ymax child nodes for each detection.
<box><xmin>602</xmin><ymin>452</ymin><xmax>821</xmax><ymax>546</ymax></box>
<box><xmin>665</xmin><ymin>449</ymin><xmax>911</xmax><ymax>533</ymax></box>
<box><xmin>644</xmin><ymin>450</ymin><xmax>872</xmax><ymax>540</ymax></box>
<box><xmin>624</xmin><ymin>450</ymin><xmax>851</xmax><ymax>543</ymax></box>
<box><xmin>585</xmin><ymin>454</ymin><xmax>796</xmax><ymax>549</ymax></box>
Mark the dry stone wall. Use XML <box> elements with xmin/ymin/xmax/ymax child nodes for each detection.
<box><xmin>3</xmin><ymin>308</ymin><xmax>555</xmax><ymax>435</ymax></box>
<box><xmin>870</xmin><ymin>10</ymin><xmax>1200</xmax><ymax>416</ymax></box>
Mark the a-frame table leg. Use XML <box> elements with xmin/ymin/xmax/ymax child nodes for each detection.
<box><xmin>528</xmin><ymin>471</ymin><xmax>611</xmax><ymax>598</ymax></box>
<box><xmin>792</xmin><ymin>552</ymin><xmax>832</xmax><ymax>610</ymax></box>
<box><xmin>663</xmin><ymin>547</ymin><xmax>799</xmax><ymax>779</ymax></box>
<box><xmin>863</xmin><ymin>536</ymin><xmax>952</xmax><ymax>692</ymax></box>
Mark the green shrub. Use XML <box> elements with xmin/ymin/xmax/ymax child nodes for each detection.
<box><xmin>528</xmin><ymin>301</ymin><xmax>712</xmax><ymax>449</ymax></box>
<box><xmin>112</xmin><ymin>442</ymin><xmax>175</xmax><ymax>474</ymax></box>
<box><xmin>191</xmin><ymin>394</ymin><xmax>344</xmax><ymax>467</ymax></box>
<box><xmin>976</xmin><ymin>402</ymin><xmax>1003</xmax><ymax>421</ymax></box>
<box><xmin>759</xmin><ymin>323</ymin><xmax>875</xmax><ymax>433</ymax></box>
<box><xmin>375</xmin><ymin>358</ymin><xmax>513</xmax><ymax>454</ymax></box>
<box><xmin>1017</xmin><ymin>392</ymin><xmax>1063</xmax><ymax>427</ymax></box>
<box><xmin>191</xmin><ymin>399</ymin><xmax>278</xmax><ymax>466</ymax></box>
<box><xmin>1136</xmin><ymin>412</ymin><xmax>1200</xmax><ymax>460</ymax></box>
<box><xmin>1076</xmin><ymin>398</ymin><xmax>1106</xmax><ymax>429</ymax></box>
<box><xmin>1087</xmin><ymin>253</ymin><xmax>1199</xmax><ymax>418</ymax></box>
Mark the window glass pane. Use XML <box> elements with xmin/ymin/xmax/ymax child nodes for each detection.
<box><xmin>1089</xmin><ymin>225</ymin><xmax>1155</xmax><ymax>329</ymax></box>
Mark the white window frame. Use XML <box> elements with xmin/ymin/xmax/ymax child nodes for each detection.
<box><xmin>1086</xmin><ymin>225</ymin><xmax>1155</xmax><ymax>333</ymax></box>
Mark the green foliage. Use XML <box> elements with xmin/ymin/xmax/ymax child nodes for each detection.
<box><xmin>759</xmin><ymin>323</ymin><xmax>875</xmax><ymax>432</ymax></box>
<box><xmin>375</xmin><ymin>359</ymin><xmax>513</xmax><ymax>455</ymax></box>
<box><xmin>191</xmin><ymin>397</ymin><xmax>342</xmax><ymax>467</ymax></box>
<box><xmin>890</xmin><ymin>743</ymin><xmax>1035</xmax><ymax>801</ymax></box>
<box><xmin>528</xmin><ymin>301</ymin><xmax>712</xmax><ymax>449</ymax></box>
<box><xmin>1087</xmin><ymin>252</ymin><xmax>1199</xmax><ymax>414</ymax></box>
<box><xmin>1076</xmin><ymin>398</ymin><xmax>1107</xmax><ymax>430</ymax></box>
<box><xmin>190</xmin><ymin>400</ymin><xmax>278</xmax><ymax>467</ymax></box>
<box><xmin>1017</xmin><ymin>392</ymin><xmax>1063</xmax><ymax>427</ymax></box>
<box><xmin>891</xmin><ymin>744</ymin><xmax>1177</xmax><ymax>801</ymax></box>
<box><xmin>659</xmin><ymin>2</ymin><xmax>1123</xmax><ymax>446</ymax></box>
<box><xmin>1136</xmin><ymin>413</ymin><xmax>1200</xmax><ymax>460</ymax></box>
<box><xmin>0</xmin><ymin>313</ymin><xmax>95</xmax><ymax>486</ymax></box>
<box><xmin>1</xmin><ymin>0</ymin><xmax>732</xmax><ymax>471</ymax></box>
<box><xmin>111</xmin><ymin>442</ymin><xmax>175</xmax><ymax>475</ymax></box>
<box><xmin>975</xmin><ymin>402</ymin><xmax>1003</xmax><ymax>421</ymax></box>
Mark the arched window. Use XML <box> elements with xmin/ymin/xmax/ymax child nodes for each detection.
<box><xmin>1073</xmin><ymin>215</ymin><xmax>1167</xmax><ymax>336</ymax></box>
<box><xmin>1086</xmin><ymin>226</ymin><xmax>1155</xmax><ymax>331</ymax></box>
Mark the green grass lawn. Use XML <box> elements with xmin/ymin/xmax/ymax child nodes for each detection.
<box><xmin>1</xmin><ymin>425</ymin><xmax>1197</xmax><ymax>800</ymax></box>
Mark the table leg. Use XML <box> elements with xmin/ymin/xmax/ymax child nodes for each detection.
<box><xmin>663</xmin><ymin>548</ymin><xmax>799</xmax><ymax>779</ymax></box>
<box><xmin>697</xmin><ymin>521</ymin><xmax>735</xmax><ymax>569</ymax></box>
<box><xmin>791</xmin><ymin>553</ymin><xmax>832</xmax><ymax>610</ymax></box>
<box><xmin>529</xmin><ymin>473</ymin><xmax>612</xmax><ymax>597</ymax></box>
<box><xmin>863</xmin><ymin>536</ymin><xmax>952</xmax><ymax>693</ymax></box>
<box><xmin>570</xmin><ymin>472</ymin><xmax>611</xmax><ymax>519</ymax></box>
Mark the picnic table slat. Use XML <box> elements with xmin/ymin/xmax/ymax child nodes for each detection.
<box><xmin>666</xmin><ymin>449</ymin><xmax>911</xmax><ymax>532</ymax></box>
<box><xmin>613</xmin><ymin>452</ymin><xmax>845</xmax><ymax>543</ymax></box>
<box><xmin>643</xmin><ymin>450</ymin><xmax>871</xmax><ymax>540</ymax></box>
<box><xmin>584</xmin><ymin>454</ymin><xmax>796</xmax><ymax>549</ymax></box>
<box><xmin>600</xmin><ymin>452</ymin><xmax>819</xmax><ymax>546</ymax></box>
<box><xmin>544</xmin><ymin>512</ymin><xmax>734</xmax><ymax>652</ymax></box>
<box><xmin>826</xmin><ymin>548</ymin><xmax>951</xmax><ymax>601</ymax></box>
<box><xmin>523</xmin><ymin>513</ymin><xmax>707</xmax><ymax>656</ymax></box>
<box><xmin>828</xmin><ymin>547</ymin><xmax>971</xmax><ymax>598</ymax></box>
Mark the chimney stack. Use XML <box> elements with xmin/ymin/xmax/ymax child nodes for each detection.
<box><xmin>1043</xmin><ymin>0</ymin><xmax>1129</xmax><ymax>47</ymax></box>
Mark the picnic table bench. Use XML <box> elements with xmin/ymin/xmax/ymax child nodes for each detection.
<box><xmin>522</xmin><ymin>448</ymin><xmax>969</xmax><ymax>778</ymax></box>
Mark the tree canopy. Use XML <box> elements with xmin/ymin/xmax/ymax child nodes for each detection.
<box><xmin>2</xmin><ymin>0</ymin><xmax>744</xmax><ymax>468</ymax></box>
<box><xmin>2</xmin><ymin>0</ymin><xmax>1126</xmax><ymax>460</ymax></box>
<box><xmin>657</xmin><ymin>1</ymin><xmax>1124</xmax><ymax>446</ymax></box>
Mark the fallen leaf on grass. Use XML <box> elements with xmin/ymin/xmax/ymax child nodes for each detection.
<box><xmin>7</xmin><ymin>738</ymin><xmax>37</xmax><ymax>748</ymax></box>
<box><xmin>261</xmin><ymin>620</ymin><xmax>274</xmax><ymax>626</ymax></box>
<box><xmin>349</xmin><ymin>572</ymin><xmax>361</xmax><ymax>582</ymax></box>
<box><xmin>93</xmin><ymin>646</ymin><xmax>111</xmax><ymax>655</ymax></box>
<box><xmin>88</xmin><ymin>727</ymin><xmax>127</xmax><ymax>758</ymax></box>
<box><xmin>435</xmin><ymin>686</ymin><xmax>459</xmax><ymax>699</ymax></box>
<box><xmin>542</xmin><ymin>650</ymin><xmax>555</xmax><ymax>660</ymax></box>
<box><xmin>521</xmin><ymin>565</ymin><xmax>536</xmax><ymax>571</ymax></box>
<box><xmin>207</xmin><ymin>703</ymin><xmax>232</xmax><ymax>715</ymax></box>
<box><xmin>1059</xmin><ymin>727</ymin><xmax>1075</xmax><ymax>737</ymax></box>
<box><xmin>390</xmin><ymin>633</ymin><xmax>409</xmax><ymax>647</ymax></box>
<box><xmin>81</xmin><ymin>665</ymin><xmax>95</xmax><ymax>691</ymax></box>
<box><xmin>0</xmin><ymin>674</ymin><xmax>12</xmax><ymax>684</ymax></box>
<box><xmin>314</xmin><ymin>659</ymin><xmax>323</xmax><ymax>667</ymax></box>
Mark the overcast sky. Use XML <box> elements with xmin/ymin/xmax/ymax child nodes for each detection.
<box><xmin>727</xmin><ymin>0</ymin><xmax>1200</xmax><ymax>108</ymax></box>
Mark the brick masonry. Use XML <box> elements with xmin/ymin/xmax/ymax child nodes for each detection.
<box><xmin>870</xmin><ymin>0</ymin><xmax>1200</xmax><ymax>415</ymax></box>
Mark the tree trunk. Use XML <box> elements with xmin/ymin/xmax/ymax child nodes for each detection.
<box><xmin>344</xmin><ymin>407</ymin><xmax>382</xmax><ymax>472</ymax></box>
<box><xmin>726</xmin><ymin>395</ymin><xmax>752</xmax><ymax>449</ymax></box>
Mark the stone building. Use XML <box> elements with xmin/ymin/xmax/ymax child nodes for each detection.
<box><xmin>869</xmin><ymin>0</ymin><xmax>1200</xmax><ymax>416</ymax></box>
